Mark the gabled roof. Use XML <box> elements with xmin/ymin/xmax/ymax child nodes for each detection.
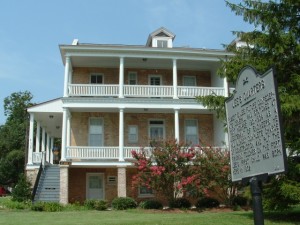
<box><xmin>146</xmin><ymin>27</ymin><xmax>176</xmax><ymax>47</ymax></box>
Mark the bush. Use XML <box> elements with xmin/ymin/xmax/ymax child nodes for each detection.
<box><xmin>232</xmin><ymin>195</ymin><xmax>248</xmax><ymax>207</ymax></box>
<box><xmin>169</xmin><ymin>198</ymin><xmax>191</xmax><ymax>209</ymax></box>
<box><xmin>31</xmin><ymin>201</ymin><xmax>63</xmax><ymax>212</ymax></box>
<box><xmin>196</xmin><ymin>197</ymin><xmax>220</xmax><ymax>209</ymax></box>
<box><xmin>84</xmin><ymin>199</ymin><xmax>107</xmax><ymax>210</ymax></box>
<box><xmin>111</xmin><ymin>197</ymin><xmax>137</xmax><ymax>210</ymax></box>
<box><xmin>139</xmin><ymin>200</ymin><xmax>163</xmax><ymax>209</ymax></box>
<box><xmin>11</xmin><ymin>174</ymin><xmax>31</xmax><ymax>202</ymax></box>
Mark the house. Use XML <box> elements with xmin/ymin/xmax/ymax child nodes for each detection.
<box><xmin>26</xmin><ymin>27</ymin><xmax>231</xmax><ymax>205</ymax></box>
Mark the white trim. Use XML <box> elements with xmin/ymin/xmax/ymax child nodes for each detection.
<box><xmin>86</xmin><ymin>173</ymin><xmax>105</xmax><ymax>200</ymax></box>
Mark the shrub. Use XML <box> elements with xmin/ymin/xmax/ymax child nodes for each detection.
<box><xmin>11</xmin><ymin>174</ymin><xmax>31</xmax><ymax>202</ymax></box>
<box><xmin>31</xmin><ymin>201</ymin><xmax>63</xmax><ymax>212</ymax></box>
<box><xmin>111</xmin><ymin>197</ymin><xmax>137</xmax><ymax>210</ymax></box>
<box><xmin>84</xmin><ymin>199</ymin><xmax>107</xmax><ymax>211</ymax></box>
<box><xmin>196</xmin><ymin>197</ymin><xmax>220</xmax><ymax>209</ymax></box>
<box><xmin>139</xmin><ymin>200</ymin><xmax>163</xmax><ymax>209</ymax></box>
<box><xmin>169</xmin><ymin>198</ymin><xmax>191</xmax><ymax>209</ymax></box>
<box><xmin>232</xmin><ymin>195</ymin><xmax>248</xmax><ymax>207</ymax></box>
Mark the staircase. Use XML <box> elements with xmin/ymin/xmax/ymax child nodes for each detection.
<box><xmin>34</xmin><ymin>165</ymin><xmax>60</xmax><ymax>202</ymax></box>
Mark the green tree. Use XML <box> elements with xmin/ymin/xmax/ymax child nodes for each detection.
<box><xmin>0</xmin><ymin>91</ymin><xmax>34</xmax><ymax>185</ymax></box>
<box><xmin>197</xmin><ymin>0</ymin><xmax>300</xmax><ymax>210</ymax></box>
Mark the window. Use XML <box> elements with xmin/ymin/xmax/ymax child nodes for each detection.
<box><xmin>157</xmin><ymin>40</ymin><xmax>168</xmax><ymax>48</ymax></box>
<box><xmin>89</xmin><ymin>118</ymin><xmax>103</xmax><ymax>146</ymax></box>
<box><xmin>149</xmin><ymin>120</ymin><xmax>165</xmax><ymax>141</ymax></box>
<box><xmin>139</xmin><ymin>186</ymin><xmax>154</xmax><ymax>197</ymax></box>
<box><xmin>183</xmin><ymin>76</ymin><xmax>196</xmax><ymax>86</ymax></box>
<box><xmin>128</xmin><ymin>125</ymin><xmax>138</xmax><ymax>143</ymax></box>
<box><xmin>185</xmin><ymin>119</ymin><xmax>199</xmax><ymax>145</ymax></box>
<box><xmin>128</xmin><ymin>72</ymin><xmax>137</xmax><ymax>85</ymax></box>
<box><xmin>90</xmin><ymin>74</ymin><xmax>103</xmax><ymax>84</ymax></box>
<box><xmin>107</xmin><ymin>176</ymin><xmax>117</xmax><ymax>185</ymax></box>
<box><xmin>149</xmin><ymin>76</ymin><xmax>161</xmax><ymax>85</ymax></box>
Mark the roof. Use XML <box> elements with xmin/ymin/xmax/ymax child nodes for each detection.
<box><xmin>146</xmin><ymin>27</ymin><xmax>176</xmax><ymax>47</ymax></box>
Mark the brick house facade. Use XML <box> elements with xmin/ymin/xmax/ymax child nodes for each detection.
<box><xmin>26</xmin><ymin>27</ymin><xmax>231</xmax><ymax>205</ymax></box>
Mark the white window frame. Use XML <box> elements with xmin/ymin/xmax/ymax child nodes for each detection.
<box><xmin>183</xmin><ymin>76</ymin><xmax>196</xmax><ymax>86</ymax></box>
<box><xmin>128</xmin><ymin>72</ymin><xmax>137</xmax><ymax>85</ymax></box>
<box><xmin>88</xmin><ymin>117</ymin><xmax>104</xmax><ymax>146</ymax></box>
<box><xmin>184</xmin><ymin>119</ymin><xmax>199</xmax><ymax>145</ymax></box>
<box><xmin>152</xmin><ymin>37</ymin><xmax>172</xmax><ymax>48</ymax></box>
<box><xmin>128</xmin><ymin>125</ymin><xmax>138</xmax><ymax>143</ymax></box>
<box><xmin>149</xmin><ymin>75</ymin><xmax>162</xmax><ymax>85</ymax></box>
<box><xmin>90</xmin><ymin>73</ymin><xmax>104</xmax><ymax>84</ymax></box>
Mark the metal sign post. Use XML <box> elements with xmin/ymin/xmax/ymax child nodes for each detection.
<box><xmin>225</xmin><ymin>66</ymin><xmax>287</xmax><ymax>225</ymax></box>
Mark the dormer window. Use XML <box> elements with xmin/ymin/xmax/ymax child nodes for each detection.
<box><xmin>157</xmin><ymin>40</ymin><xmax>168</xmax><ymax>48</ymax></box>
<box><xmin>146</xmin><ymin>27</ymin><xmax>175</xmax><ymax>48</ymax></box>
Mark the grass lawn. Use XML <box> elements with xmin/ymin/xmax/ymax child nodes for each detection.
<box><xmin>0</xmin><ymin>208</ymin><xmax>299</xmax><ymax>225</ymax></box>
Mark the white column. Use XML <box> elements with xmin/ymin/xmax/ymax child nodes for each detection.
<box><xmin>173</xmin><ymin>59</ymin><xmax>178</xmax><ymax>99</ymax></box>
<box><xmin>174</xmin><ymin>109</ymin><xmax>180</xmax><ymax>142</ymax></box>
<box><xmin>50</xmin><ymin>137</ymin><xmax>54</xmax><ymax>164</ymax></box>
<box><xmin>41</xmin><ymin>128</ymin><xmax>46</xmax><ymax>152</ymax></box>
<box><xmin>66</xmin><ymin>111</ymin><xmax>71</xmax><ymax>147</ymax></box>
<box><xmin>119</xmin><ymin>108</ymin><xmax>124</xmax><ymax>161</ymax></box>
<box><xmin>46</xmin><ymin>133</ymin><xmax>50</xmax><ymax>162</ymax></box>
<box><xmin>27</xmin><ymin>113</ymin><xmax>34</xmax><ymax>165</ymax></box>
<box><xmin>61</xmin><ymin>108</ymin><xmax>68</xmax><ymax>161</ymax></box>
<box><xmin>35</xmin><ymin>121</ymin><xmax>41</xmax><ymax>152</ymax></box>
<box><xmin>224</xmin><ymin>77</ymin><xmax>229</xmax><ymax>97</ymax></box>
<box><xmin>63</xmin><ymin>56</ymin><xmax>71</xmax><ymax>97</ymax></box>
<box><xmin>119</xmin><ymin>57</ymin><xmax>124</xmax><ymax>98</ymax></box>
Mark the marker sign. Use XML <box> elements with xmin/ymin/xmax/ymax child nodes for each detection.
<box><xmin>225</xmin><ymin>67</ymin><xmax>287</xmax><ymax>182</ymax></box>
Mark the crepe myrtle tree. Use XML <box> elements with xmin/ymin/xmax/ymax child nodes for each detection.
<box><xmin>131</xmin><ymin>139</ymin><xmax>235</xmax><ymax>204</ymax></box>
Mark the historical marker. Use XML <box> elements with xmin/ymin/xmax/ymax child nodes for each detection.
<box><xmin>225</xmin><ymin>66</ymin><xmax>287</xmax><ymax>182</ymax></box>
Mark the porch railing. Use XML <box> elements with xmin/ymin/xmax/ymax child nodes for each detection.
<box><xmin>66</xmin><ymin>146</ymin><xmax>119</xmax><ymax>159</ymax></box>
<box><xmin>68</xmin><ymin>84</ymin><xmax>225</xmax><ymax>98</ymax></box>
<box><xmin>69</xmin><ymin>84</ymin><xmax>119</xmax><ymax>96</ymax></box>
<box><xmin>64</xmin><ymin>146</ymin><xmax>227</xmax><ymax>160</ymax></box>
<box><xmin>33</xmin><ymin>152</ymin><xmax>43</xmax><ymax>164</ymax></box>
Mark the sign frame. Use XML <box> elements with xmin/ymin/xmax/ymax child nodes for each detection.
<box><xmin>225</xmin><ymin>66</ymin><xmax>287</xmax><ymax>182</ymax></box>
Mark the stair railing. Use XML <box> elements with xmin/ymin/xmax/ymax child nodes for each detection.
<box><xmin>31</xmin><ymin>152</ymin><xmax>45</xmax><ymax>202</ymax></box>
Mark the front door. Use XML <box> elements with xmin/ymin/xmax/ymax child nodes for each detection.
<box><xmin>86</xmin><ymin>173</ymin><xmax>104</xmax><ymax>200</ymax></box>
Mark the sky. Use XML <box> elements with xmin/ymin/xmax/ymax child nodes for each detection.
<box><xmin>0</xmin><ymin>0</ymin><xmax>254</xmax><ymax>125</ymax></box>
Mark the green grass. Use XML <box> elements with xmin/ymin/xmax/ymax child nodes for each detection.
<box><xmin>0</xmin><ymin>198</ymin><xmax>299</xmax><ymax>225</ymax></box>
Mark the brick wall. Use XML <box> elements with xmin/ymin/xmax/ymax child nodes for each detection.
<box><xmin>71</xmin><ymin>67</ymin><xmax>211</xmax><ymax>86</ymax></box>
<box><xmin>70</xmin><ymin>112</ymin><xmax>214</xmax><ymax>147</ymax></box>
<box><xmin>68</xmin><ymin>167</ymin><xmax>118</xmax><ymax>204</ymax></box>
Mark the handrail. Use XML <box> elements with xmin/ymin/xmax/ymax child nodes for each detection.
<box><xmin>31</xmin><ymin>158</ymin><xmax>44</xmax><ymax>202</ymax></box>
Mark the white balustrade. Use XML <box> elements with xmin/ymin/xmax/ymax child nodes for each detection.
<box><xmin>124</xmin><ymin>85</ymin><xmax>173</xmax><ymax>97</ymax></box>
<box><xmin>69</xmin><ymin>84</ymin><xmax>119</xmax><ymax>96</ymax></box>
<box><xmin>68</xmin><ymin>84</ymin><xmax>225</xmax><ymax>98</ymax></box>
<box><xmin>66</xmin><ymin>146</ymin><xmax>119</xmax><ymax>159</ymax></box>
<box><xmin>32</xmin><ymin>152</ymin><xmax>43</xmax><ymax>164</ymax></box>
<box><xmin>177</xmin><ymin>86</ymin><xmax>225</xmax><ymax>98</ymax></box>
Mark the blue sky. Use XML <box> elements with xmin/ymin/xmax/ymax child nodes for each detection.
<box><xmin>0</xmin><ymin>0</ymin><xmax>253</xmax><ymax>125</ymax></box>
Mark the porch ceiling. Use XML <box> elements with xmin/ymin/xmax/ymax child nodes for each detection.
<box><xmin>70</xmin><ymin>56</ymin><xmax>220</xmax><ymax>70</ymax></box>
<box><xmin>34</xmin><ymin>112</ymin><xmax>62</xmax><ymax>138</ymax></box>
